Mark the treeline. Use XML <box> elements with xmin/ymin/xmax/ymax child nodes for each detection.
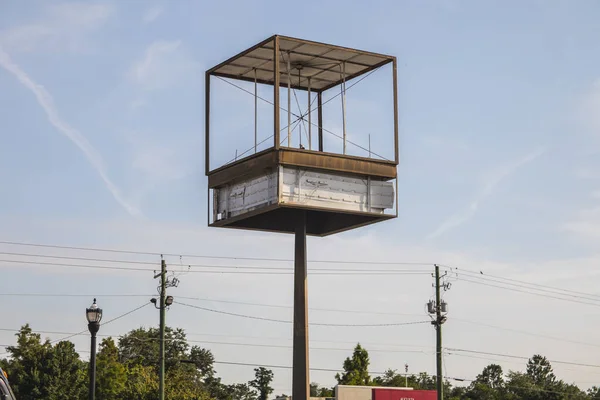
<box><xmin>0</xmin><ymin>324</ymin><xmax>271</xmax><ymax>400</ymax></box>
<box><xmin>307</xmin><ymin>343</ymin><xmax>600</xmax><ymax>400</ymax></box>
<box><xmin>2</xmin><ymin>325</ymin><xmax>599</xmax><ymax>400</ymax></box>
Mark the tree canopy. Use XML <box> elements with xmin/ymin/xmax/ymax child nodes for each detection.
<box><xmin>1</xmin><ymin>325</ymin><xmax>597</xmax><ymax>400</ymax></box>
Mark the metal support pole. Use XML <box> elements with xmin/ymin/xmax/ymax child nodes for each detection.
<box><xmin>341</xmin><ymin>62</ymin><xmax>347</xmax><ymax>155</ymax></box>
<box><xmin>435</xmin><ymin>264</ymin><xmax>443</xmax><ymax>400</ymax></box>
<box><xmin>88</xmin><ymin>326</ymin><xmax>98</xmax><ymax>400</ymax></box>
<box><xmin>318</xmin><ymin>92</ymin><xmax>323</xmax><ymax>152</ymax></box>
<box><xmin>254</xmin><ymin>68</ymin><xmax>258</xmax><ymax>153</ymax></box>
<box><xmin>308</xmin><ymin>77</ymin><xmax>312</xmax><ymax>150</ymax></box>
<box><xmin>292</xmin><ymin>211</ymin><xmax>309</xmax><ymax>400</ymax></box>
<box><xmin>273</xmin><ymin>37</ymin><xmax>280</xmax><ymax>150</ymax></box>
<box><xmin>287</xmin><ymin>53</ymin><xmax>291</xmax><ymax>147</ymax></box>
<box><xmin>205</xmin><ymin>72</ymin><xmax>210</xmax><ymax>174</ymax></box>
<box><xmin>159</xmin><ymin>259</ymin><xmax>166</xmax><ymax>400</ymax></box>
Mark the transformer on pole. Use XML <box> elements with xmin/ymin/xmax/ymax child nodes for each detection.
<box><xmin>204</xmin><ymin>35</ymin><xmax>399</xmax><ymax>399</ymax></box>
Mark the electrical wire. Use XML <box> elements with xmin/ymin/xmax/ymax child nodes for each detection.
<box><xmin>0</xmin><ymin>240</ymin><xmax>435</xmax><ymax>265</ymax></box>
<box><xmin>444</xmin><ymin>265</ymin><xmax>600</xmax><ymax>301</ymax></box>
<box><xmin>452</xmin><ymin>318</ymin><xmax>600</xmax><ymax>349</ymax></box>
<box><xmin>0</xmin><ymin>302</ymin><xmax>151</xmax><ymax>356</ymax></box>
<box><xmin>445</xmin><ymin>347</ymin><xmax>600</xmax><ymax>369</ymax></box>
<box><xmin>176</xmin><ymin>296</ymin><xmax>425</xmax><ymax>317</ymax></box>
<box><xmin>453</xmin><ymin>270</ymin><xmax>600</xmax><ymax>303</ymax></box>
<box><xmin>0</xmin><ymin>258</ymin><xmax>432</xmax><ymax>276</ymax></box>
<box><xmin>176</xmin><ymin>302</ymin><xmax>430</xmax><ymax>327</ymax></box>
<box><xmin>456</xmin><ymin>277</ymin><xmax>600</xmax><ymax>307</ymax></box>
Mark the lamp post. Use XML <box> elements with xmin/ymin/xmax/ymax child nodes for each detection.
<box><xmin>86</xmin><ymin>298</ymin><xmax>102</xmax><ymax>400</ymax></box>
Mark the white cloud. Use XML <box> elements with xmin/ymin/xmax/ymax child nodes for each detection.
<box><xmin>129</xmin><ymin>40</ymin><xmax>199</xmax><ymax>91</ymax></box>
<box><xmin>0</xmin><ymin>2</ymin><xmax>113</xmax><ymax>53</ymax></box>
<box><xmin>0</xmin><ymin>47</ymin><xmax>142</xmax><ymax>218</ymax></box>
<box><xmin>427</xmin><ymin>147</ymin><xmax>546</xmax><ymax>239</ymax></box>
<box><xmin>142</xmin><ymin>5</ymin><xmax>163</xmax><ymax>24</ymax></box>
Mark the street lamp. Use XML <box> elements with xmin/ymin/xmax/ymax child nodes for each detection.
<box><xmin>86</xmin><ymin>298</ymin><xmax>102</xmax><ymax>400</ymax></box>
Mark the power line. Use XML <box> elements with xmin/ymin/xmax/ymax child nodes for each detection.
<box><xmin>445</xmin><ymin>265</ymin><xmax>600</xmax><ymax>301</ymax></box>
<box><xmin>0</xmin><ymin>257</ymin><xmax>431</xmax><ymax>276</ymax></box>
<box><xmin>176</xmin><ymin>302</ymin><xmax>430</xmax><ymax>327</ymax></box>
<box><xmin>445</xmin><ymin>348</ymin><xmax>600</xmax><ymax>369</ymax></box>
<box><xmin>453</xmin><ymin>270</ymin><xmax>600</xmax><ymax>303</ymax></box>
<box><xmin>0</xmin><ymin>258</ymin><xmax>153</xmax><ymax>272</ymax></box>
<box><xmin>452</xmin><ymin>318</ymin><xmax>600</xmax><ymax>349</ymax></box>
<box><xmin>456</xmin><ymin>277</ymin><xmax>600</xmax><ymax>307</ymax></box>
<box><xmin>0</xmin><ymin>302</ymin><xmax>151</xmax><ymax>356</ymax></box>
<box><xmin>0</xmin><ymin>240</ymin><xmax>433</xmax><ymax>265</ymax></box>
<box><xmin>176</xmin><ymin>296</ymin><xmax>425</xmax><ymax>317</ymax></box>
<box><xmin>0</xmin><ymin>293</ymin><xmax>154</xmax><ymax>298</ymax></box>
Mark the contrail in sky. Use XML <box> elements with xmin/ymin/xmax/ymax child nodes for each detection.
<box><xmin>427</xmin><ymin>147</ymin><xmax>546</xmax><ymax>239</ymax></box>
<box><xmin>0</xmin><ymin>47</ymin><xmax>142</xmax><ymax>218</ymax></box>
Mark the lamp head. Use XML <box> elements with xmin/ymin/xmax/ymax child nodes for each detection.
<box><xmin>86</xmin><ymin>298</ymin><xmax>103</xmax><ymax>324</ymax></box>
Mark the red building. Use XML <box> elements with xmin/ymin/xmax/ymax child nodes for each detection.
<box><xmin>372</xmin><ymin>388</ymin><xmax>437</xmax><ymax>400</ymax></box>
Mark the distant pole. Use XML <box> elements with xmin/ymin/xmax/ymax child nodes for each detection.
<box><xmin>292</xmin><ymin>211</ymin><xmax>309</xmax><ymax>400</ymax></box>
<box><xmin>405</xmin><ymin>363</ymin><xmax>408</xmax><ymax>387</ymax></box>
<box><xmin>435</xmin><ymin>265</ymin><xmax>443</xmax><ymax>400</ymax></box>
<box><xmin>158</xmin><ymin>259</ymin><xmax>167</xmax><ymax>400</ymax></box>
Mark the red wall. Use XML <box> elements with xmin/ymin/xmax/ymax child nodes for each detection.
<box><xmin>372</xmin><ymin>388</ymin><xmax>437</xmax><ymax>400</ymax></box>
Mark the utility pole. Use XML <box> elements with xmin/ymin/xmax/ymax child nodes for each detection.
<box><xmin>151</xmin><ymin>258</ymin><xmax>179</xmax><ymax>400</ymax></box>
<box><xmin>155</xmin><ymin>259</ymin><xmax>167</xmax><ymax>400</ymax></box>
<box><xmin>428</xmin><ymin>264</ymin><xmax>449</xmax><ymax>400</ymax></box>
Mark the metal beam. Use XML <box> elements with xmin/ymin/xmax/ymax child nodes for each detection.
<box><xmin>205</xmin><ymin>72</ymin><xmax>210</xmax><ymax>175</ymax></box>
<box><xmin>273</xmin><ymin>36</ymin><xmax>280</xmax><ymax>150</ymax></box>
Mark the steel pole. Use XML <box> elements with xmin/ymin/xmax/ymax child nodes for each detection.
<box><xmin>292</xmin><ymin>211</ymin><xmax>309</xmax><ymax>400</ymax></box>
<box><xmin>88</xmin><ymin>325</ymin><xmax>98</xmax><ymax>400</ymax></box>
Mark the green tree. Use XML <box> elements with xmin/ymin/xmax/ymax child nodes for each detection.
<box><xmin>118</xmin><ymin>326</ymin><xmax>189</xmax><ymax>372</ymax></box>
<box><xmin>335</xmin><ymin>343</ymin><xmax>371</xmax><ymax>386</ymax></box>
<box><xmin>588</xmin><ymin>386</ymin><xmax>600</xmax><ymax>399</ymax></box>
<box><xmin>45</xmin><ymin>340</ymin><xmax>86</xmax><ymax>400</ymax></box>
<box><xmin>5</xmin><ymin>324</ymin><xmax>53</xmax><ymax>400</ymax></box>
<box><xmin>311</xmin><ymin>382</ymin><xmax>334</xmax><ymax>397</ymax></box>
<box><xmin>249</xmin><ymin>367</ymin><xmax>274</xmax><ymax>400</ymax></box>
<box><xmin>96</xmin><ymin>337</ymin><xmax>127</xmax><ymax>400</ymax></box>
<box><xmin>526</xmin><ymin>355</ymin><xmax>556</xmax><ymax>388</ymax></box>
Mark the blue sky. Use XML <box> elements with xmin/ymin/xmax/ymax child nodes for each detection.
<box><xmin>1</xmin><ymin>0</ymin><xmax>600</xmax><ymax>394</ymax></box>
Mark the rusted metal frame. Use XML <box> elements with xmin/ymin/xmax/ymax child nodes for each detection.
<box><xmin>317</xmin><ymin>92</ymin><xmax>323</xmax><ymax>152</ymax></box>
<box><xmin>205</xmin><ymin>71</ymin><xmax>211</xmax><ymax>175</ymax></box>
<box><xmin>232</xmin><ymin>55</ymin><xmax>350</xmax><ymax>78</ymax></box>
<box><xmin>273</xmin><ymin>36</ymin><xmax>281</xmax><ymax>150</ymax></box>
<box><xmin>206</xmin><ymin>35</ymin><xmax>276</xmax><ymax>74</ymax></box>
<box><xmin>285</xmin><ymin>47</ymin><xmax>339</xmax><ymax>88</ymax></box>
<box><xmin>263</xmin><ymin>46</ymin><xmax>375</xmax><ymax>69</ymax></box>
<box><xmin>279</xmin><ymin>34</ymin><xmax>396</xmax><ymax>61</ymax></box>
<box><xmin>207</xmin><ymin>149</ymin><xmax>277</xmax><ymax>188</ymax></box>
<box><xmin>279</xmin><ymin>149</ymin><xmax>398</xmax><ymax>179</ymax></box>
<box><xmin>211</xmin><ymin>70</ymin><xmax>330</xmax><ymax>92</ymax></box>
<box><xmin>211</xmin><ymin>72</ymin><xmax>280</xmax><ymax>90</ymax></box>
<box><xmin>307</xmin><ymin>52</ymin><xmax>363</xmax><ymax>83</ymax></box>
<box><xmin>392</xmin><ymin>57</ymin><xmax>399</xmax><ymax>165</ymax></box>
<box><xmin>318</xmin><ymin>58</ymin><xmax>393</xmax><ymax>92</ymax></box>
